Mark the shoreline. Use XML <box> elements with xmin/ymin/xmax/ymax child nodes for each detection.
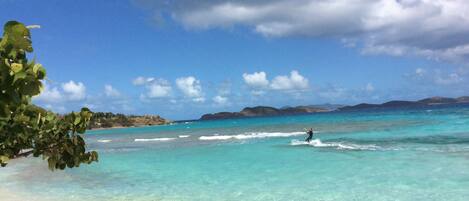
<box><xmin>88</xmin><ymin>123</ymin><xmax>173</xmax><ymax>131</ymax></box>
<box><xmin>89</xmin><ymin>126</ymin><xmax>128</xmax><ymax>131</ymax></box>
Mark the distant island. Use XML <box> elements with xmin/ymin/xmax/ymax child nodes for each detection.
<box><xmin>88</xmin><ymin>112</ymin><xmax>171</xmax><ymax>130</ymax></box>
<box><xmin>200</xmin><ymin>96</ymin><xmax>469</xmax><ymax>120</ymax></box>
<box><xmin>200</xmin><ymin>105</ymin><xmax>343</xmax><ymax>120</ymax></box>
<box><xmin>339</xmin><ymin>96</ymin><xmax>469</xmax><ymax>111</ymax></box>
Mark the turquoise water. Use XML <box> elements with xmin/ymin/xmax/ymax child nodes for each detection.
<box><xmin>2</xmin><ymin>106</ymin><xmax>469</xmax><ymax>200</ymax></box>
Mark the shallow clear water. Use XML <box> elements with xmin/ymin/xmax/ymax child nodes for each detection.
<box><xmin>2</xmin><ymin>106</ymin><xmax>469</xmax><ymax>200</ymax></box>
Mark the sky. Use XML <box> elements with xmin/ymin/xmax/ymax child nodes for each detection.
<box><xmin>1</xmin><ymin>0</ymin><xmax>469</xmax><ymax>120</ymax></box>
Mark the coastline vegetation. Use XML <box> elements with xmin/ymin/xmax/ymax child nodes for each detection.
<box><xmin>0</xmin><ymin>21</ymin><xmax>97</xmax><ymax>170</ymax></box>
<box><xmin>88</xmin><ymin>112</ymin><xmax>170</xmax><ymax>129</ymax></box>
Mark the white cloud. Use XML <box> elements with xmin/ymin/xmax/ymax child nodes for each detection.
<box><xmin>61</xmin><ymin>81</ymin><xmax>86</xmax><ymax>101</ymax></box>
<box><xmin>139</xmin><ymin>0</ymin><xmax>469</xmax><ymax>63</ymax></box>
<box><xmin>133</xmin><ymin>76</ymin><xmax>147</xmax><ymax>85</ymax></box>
<box><xmin>35</xmin><ymin>80</ymin><xmax>87</xmax><ymax>103</ymax></box>
<box><xmin>242</xmin><ymin>71</ymin><xmax>269</xmax><ymax>88</ymax></box>
<box><xmin>34</xmin><ymin>82</ymin><xmax>63</xmax><ymax>103</ymax></box>
<box><xmin>45</xmin><ymin>104</ymin><xmax>66</xmax><ymax>113</ymax></box>
<box><xmin>34</xmin><ymin>81</ymin><xmax>88</xmax><ymax>113</ymax></box>
<box><xmin>212</xmin><ymin>95</ymin><xmax>228</xmax><ymax>105</ymax></box>
<box><xmin>270</xmin><ymin>70</ymin><xmax>309</xmax><ymax>91</ymax></box>
<box><xmin>104</xmin><ymin>84</ymin><xmax>121</xmax><ymax>97</ymax></box>
<box><xmin>415</xmin><ymin>68</ymin><xmax>426</xmax><ymax>77</ymax></box>
<box><xmin>176</xmin><ymin>76</ymin><xmax>205</xmax><ymax>102</ymax></box>
<box><xmin>192</xmin><ymin>97</ymin><xmax>206</xmax><ymax>103</ymax></box>
<box><xmin>146</xmin><ymin>79</ymin><xmax>172</xmax><ymax>98</ymax></box>
<box><xmin>242</xmin><ymin>70</ymin><xmax>309</xmax><ymax>94</ymax></box>
<box><xmin>251</xmin><ymin>90</ymin><xmax>266</xmax><ymax>96</ymax></box>
<box><xmin>133</xmin><ymin>76</ymin><xmax>157</xmax><ymax>86</ymax></box>
<box><xmin>134</xmin><ymin>77</ymin><xmax>173</xmax><ymax>99</ymax></box>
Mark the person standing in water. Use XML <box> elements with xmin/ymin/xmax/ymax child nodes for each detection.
<box><xmin>305</xmin><ymin>128</ymin><xmax>314</xmax><ymax>142</ymax></box>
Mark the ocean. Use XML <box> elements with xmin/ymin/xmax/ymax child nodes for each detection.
<box><xmin>2</xmin><ymin>106</ymin><xmax>469</xmax><ymax>201</ymax></box>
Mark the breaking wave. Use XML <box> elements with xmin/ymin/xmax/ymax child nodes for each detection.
<box><xmin>97</xmin><ymin>139</ymin><xmax>112</xmax><ymax>143</ymax></box>
<box><xmin>290</xmin><ymin>139</ymin><xmax>380</xmax><ymax>150</ymax></box>
<box><xmin>199</xmin><ymin>131</ymin><xmax>305</xmax><ymax>141</ymax></box>
<box><xmin>134</xmin><ymin>138</ymin><xmax>176</xmax><ymax>142</ymax></box>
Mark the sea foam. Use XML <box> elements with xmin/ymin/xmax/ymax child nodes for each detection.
<box><xmin>290</xmin><ymin>139</ymin><xmax>379</xmax><ymax>150</ymax></box>
<box><xmin>97</xmin><ymin>139</ymin><xmax>112</xmax><ymax>143</ymax></box>
<box><xmin>134</xmin><ymin>138</ymin><xmax>176</xmax><ymax>142</ymax></box>
<box><xmin>199</xmin><ymin>131</ymin><xmax>305</xmax><ymax>141</ymax></box>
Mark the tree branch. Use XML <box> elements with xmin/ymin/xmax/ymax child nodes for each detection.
<box><xmin>13</xmin><ymin>149</ymin><xmax>34</xmax><ymax>158</ymax></box>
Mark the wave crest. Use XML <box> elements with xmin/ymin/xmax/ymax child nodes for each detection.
<box><xmin>134</xmin><ymin>138</ymin><xmax>176</xmax><ymax>142</ymax></box>
<box><xmin>290</xmin><ymin>139</ymin><xmax>380</xmax><ymax>150</ymax></box>
<box><xmin>199</xmin><ymin>131</ymin><xmax>305</xmax><ymax>141</ymax></box>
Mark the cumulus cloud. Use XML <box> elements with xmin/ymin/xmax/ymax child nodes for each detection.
<box><xmin>35</xmin><ymin>80</ymin><xmax>87</xmax><ymax>102</ymax></box>
<box><xmin>146</xmin><ymin>79</ymin><xmax>172</xmax><ymax>98</ymax></box>
<box><xmin>137</xmin><ymin>0</ymin><xmax>469</xmax><ymax>63</ymax></box>
<box><xmin>44</xmin><ymin>104</ymin><xmax>66</xmax><ymax>113</ymax></box>
<box><xmin>62</xmin><ymin>81</ymin><xmax>86</xmax><ymax>101</ymax></box>
<box><xmin>242</xmin><ymin>71</ymin><xmax>269</xmax><ymax>88</ymax></box>
<box><xmin>212</xmin><ymin>95</ymin><xmax>228</xmax><ymax>105</ymax></box>
<box><xmin>176</xmin><ymin>76</ymin><xmax>205</xmax><ymax>102</ymax></box>
<box><xmin>133</xmin><ymin>76</ymin><xmax>156</xmax><ymax>85</ymax></box>
<box><xmin>104</xmin><ymin>84</ymin><xmax>121</xmax><ymax>97</ymax></box>
<box><xmin>242</xmin><ymin>70</ymin><xmax>309</xmax><ymax>94</ymax></box>
<box><xmin>134</xmin><ymin>76</ymin><xmax>173</xmax><ymax>99</ymax></box>
<box><xmin>270</xmin><ymin>70</ymin><xmax>309</xmax><ymax>91</ymax></box>
<box><xmin>34</xmin><ymin>83</ymin><xmax>63</xmax><ymax>103</ymax></box>
<box><xmin>132</xmin><ymin>76</ymin><xmax>146</xmax><ymax>85</ymax></box>
<box><xmin>33</xmin><ymin>80</ymin><xmax>88</xmax><ymax>113</ymax></box>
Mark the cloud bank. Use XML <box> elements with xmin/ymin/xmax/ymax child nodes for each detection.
<box><xmin>137</xmin><ymin>0</ymin><xmax>469</xmax><ymax>64</ymax></box>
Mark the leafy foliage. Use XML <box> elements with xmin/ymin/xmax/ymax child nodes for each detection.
<box><xmin>0</xmin><ymin>21</ymin><xmax>98</xmax><ymax>170</ymax></box>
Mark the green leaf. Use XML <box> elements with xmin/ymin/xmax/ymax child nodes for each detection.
<box><xmin>74</xmin><ymin>116</ymin><xmax>81</xmax><ymax>125</ymax></box>
<box><xmin>0</xmin><ymin>155</ymin><xmax>10</xmax><ymax>163</ymax></box>
<box><xmin>20</xmin><ymin>81</ymin><xmax>41</xmax><ymax>96</ymax></box>
<box><xmin>10</xmin><ymin>63</ymin><xmax>23</xmax><ymax>73</ymax></box>
<box><xmin>32</xmin><ymin>63</ymin><xmax>46</xmax><ymax>79</ymax></box>
<box><xmin>13</xmin><ymin>71</ymin><xmax>26</xmax><ymax>82</ymax></box>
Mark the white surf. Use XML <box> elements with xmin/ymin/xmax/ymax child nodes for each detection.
<box><xmin>199</xmin><ymin>131</ymin><xmax>305</xmax><ymax>141</ymax></box>
<box><xmin>134</xmin><ymin>137</ymin><xmax>176</xmax><ymax>142</ymax></box>
<box><xmin>290</xmin><ymin>139</ymin><xmax>379</xmax><ymax>150</ymax></box>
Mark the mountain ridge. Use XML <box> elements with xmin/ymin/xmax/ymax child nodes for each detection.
<box><xmin>200</xmin><ymin>96</ymin><xmax>469</xmax><ymax>121</ymax></box>
<box><xmin>338</xmin><ymin>96</ymin><xmax>469</xmax><ymax>111</ymax></box>
<box><xmin>200</xmin><ymin>105</ymin><xmax>330</xmax><ymax>120</ymax></box>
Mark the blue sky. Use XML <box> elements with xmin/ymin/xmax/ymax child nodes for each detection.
<box><xmin>2</xmin><ymin>0</ymin><xmax>469</xmax><ymax>119</ymax></box>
